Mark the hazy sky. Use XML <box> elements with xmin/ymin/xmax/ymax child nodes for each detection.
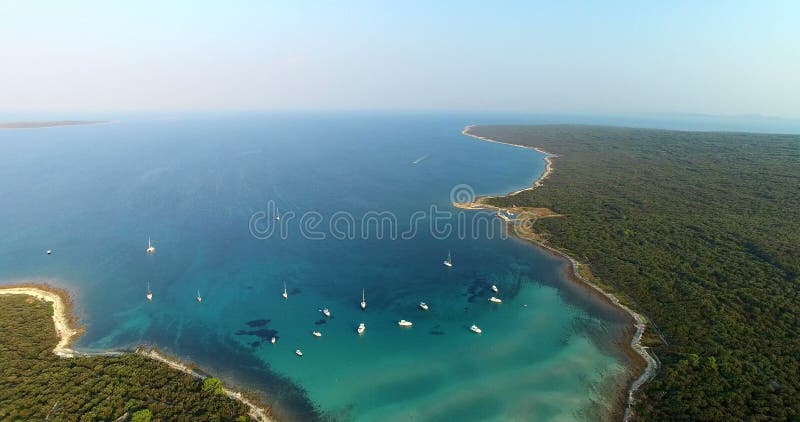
<box><xmin>2</xmin><ymin>1</ymin><xmax>799</xmax><ymax>117</ymax></box>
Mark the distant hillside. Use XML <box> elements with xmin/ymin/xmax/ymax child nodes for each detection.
<box><xmin>0</xmin><ymin>120</ymin><xmax>106</xmax><ymax>129</ymax></box>
<box><xmin>468</xmin><ymin>125</ymin><xmax>800</xmax><ymax>420</ymax></box>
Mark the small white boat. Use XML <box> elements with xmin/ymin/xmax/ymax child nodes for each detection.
<box><xmin>312</xmin><ymin>331</ymin><xmax>322</xmax><ymax>337</ymax></box>
<box><xmin>357</xmin><ymin>323</ymin><xmax>365</xmax><ymax>335</ymax></box>
<box><xmin>419</xmin><ymin>302</ymin><xmax>429</xmax><ymax>311</ymax></box>
<box><xmin>490</xmin><ymin>284</ymin><xmax>499</xmax><ymax>293</ymax></box>
<box><xmin>146</xmin><ymin>237</ymin><xmax>155</xmax><ymax>254</ymax></box>
<box><xmin>360</xmin><ymin>289</ymin><xmax>366</xmax><ymax>310</ymax></box>
<box><xmin>46</xmin><ymin>249</ymin><xmax>52</xmax><ymax>255</ymax></box>
<box><xmin>489</xmin><ymin>296</ymin><xmax>502</xmax><ymax>303</ymax></box>
<box><xmin>470</xmin><ymin>324</ymin><xmax>482</xmax><ymax>334</ymax></box>
<box><xmin>398</xmin><ymin>319</ymin><xmax>413</xmax><ymax>327</ymax></box>
<box><xmin>443</xmin><ymin>250</ymin><xmax>453</xmax><ymax>268</ymax></box>
<box><xmin>271</xmin><ymin>337</ymin><xmax>276</xmax><ymax>344</ymax></box>
<box><xmin>146</xmin><ymin>282</ymin><xmax>153</xmax><ymax>301</ymax></box>
<box><xmin>275</xmin><ymin>207</ymin><xmax>281</xmax><ymax>221</ymax></box>
<box><xmin>196</xmin><ymin>290</ymin><xmax>202</xmax><ymax>303</ymax></box>
<box><xmin>321</xmin><ymin>308</ymin><xmax>331</xmax><ymax>317</ymax></box>
<box><xmin>295</xmin><ymin>349</ymin><xmax>303</xmax><ymax>357</ymax></box>
<box><xmin>282</xmin><ymin>282</ymin><xmax>288</xmax><ymax>300</ymax></box>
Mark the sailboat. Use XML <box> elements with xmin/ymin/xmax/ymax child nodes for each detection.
<box><xmin>275</xmin><ymin>207</ymin><xmax>281</xmax><ymax>221</ymax></box>
<box><xmin>443</xmin><ymin>250</ymin><xmax>453</xmax><ymax>268</ymax></box>
<box><xmin>470</xmin><ymin>324</ymin><xmax>482</xmax><ymax>334</ymax></box>
<box><xmin>312</xmin><ymin>330</ymin><xmax>322</xmax><ymax>337</ymax></box>
<box><xmin>321</xmin><ymin>308</ymin><xmax>331</xmax><ymax>318</ymax></box>
<box><xmin>489</xmin><ymin>296</ymin><xmax>502</xmax><ymax>303</ymax></box>
<box><xmin>146</xmin><ymin>237</ymin><xmax>155</xmax><ymax>254</ymax></box>
<box><xmin>196</xmin><ymin>289</ymin><xmax>202</xmax><ymax>303</ymax></box>
<box><xmin>282</xmin><ymin>282</ymin><xmax>288</xmax><ymax>299</ymax></box>
<box><xmin>360</xmin><ymin>289</ymin><xmax>366</xmax><ymax>310</ymax></box>
<box><xmin>146</xmin><ymin>282</ymin><xmax>153</xmax><ymax>301</ymax></box>
<box><xmin>419</xmin><ymin>302</ymin><xmax>429</xmax><ymax>311</ymax></box>
<box><xmin>357</xmin><ymin>323</ymin><xmax>365</xmax><ymax>335</ymax></box>
<box><xmin>491</xmin><ymin>284</ymin><xmax>499</xmax><ymax>293</ymax></box>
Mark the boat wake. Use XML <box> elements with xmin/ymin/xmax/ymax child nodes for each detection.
<box><xmin>411</xmin><ymin>154</ymin><xmax>430</xmax><ymax>164</ymax></box>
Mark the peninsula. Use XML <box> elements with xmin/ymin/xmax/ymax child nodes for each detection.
<box><xmin>460</xmin><ymin>124</ymin><xmax>800</xmax><ymax>420</ymax></box>
<box><xmin>0</xmin><ymin>284</ymin><xmax>272</xmax><ymax>421</ymax></box>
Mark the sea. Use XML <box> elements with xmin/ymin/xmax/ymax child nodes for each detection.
<box><xmin>0</xmin><ymin>112</ymin><xmax>647</xmax><ymax>421</ymax></box>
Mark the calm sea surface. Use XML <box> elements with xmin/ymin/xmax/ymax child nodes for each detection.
<box><xmin>0</xmin><ymin>114</ymin><xmax>633</xmax><ymax>421</ymax></box>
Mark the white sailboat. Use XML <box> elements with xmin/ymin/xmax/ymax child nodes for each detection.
<box><xmin>419</xmin><ymin>302</ymin><xmax>429</xmax><ymax>311</ymax></box>
<box><xmin>470</xmin><ymin>324</ymin><xmax>482</xmax><ymax>334</ymax></box>
<box><xmin>360</xmin><ymin>289</ymin><xmax>366</xmax><ymax>310</ymax></box>
<box><xmin>146</xmin><ymin>237</ymin><xmax>155</xmax><ymax>254</ymax></box>
<box><xmin>398</xmin><ymin>319</ymin><xmax>413</xmax><ymax>327</ymax></box>
<box><xmin>491</xmin><ymin>284</ymin><xmax>499</xmax><ymax>293</ymax></box>
<box><xmin>489</xmin><ymin>296</ymin><xmax>502</xmax><ymax>303</ymax></box>
<box><xmin>271</xmin><ymin>336</ymin><xmax>277</xmax><ymax>344</ymax></box>
<box><xmin>443</xmin><ymin>250</ymin><xmax>453</xmax><ymax>268</ymax></box>
<box><xmin>312</xmin><ymin>330</ymin><xmax>322</xmax><ymax>337</ymax></box>
<box><xmin>146</xmin><ymin>282</ymin><xmax>153</xmax><ymax>301</ymax></box>
<box><xmin>282</xmin><ymin>282</ymin><xmax>288</xmax><ymax>299</ymax></box>
<box><xmin>357</xmin><ymin>323</ymin><xmax>365</xmax><ymax>335</ymax></box>
<box><xmin>275</xmin><ymin>207</ymin><xmax>281</xmax><ymax>221</ymax></box>
<box><xmin>321</xmin><ymin>308</ymin><xmax>331</xmax><ymax>317</ymax></box>
<box><xmin>196</xmin><ymin>289</ymin><xmax>202</xmax><ymax>303</ymax></box>
<box><xmin>46</xmin><ymin>249</ymin><xmax>52</xmax><ymax>255</ymax></box>
<box><xmin>295</xmin><ymin>349</ymin><xmax>303</xmax><ymax>357</ymax></box>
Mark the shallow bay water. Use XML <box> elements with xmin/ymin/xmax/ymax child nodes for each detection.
<box><xmin>0</xmin><ymin>113</ymin><xmax>632</xmax><ymax>421</ymax></box>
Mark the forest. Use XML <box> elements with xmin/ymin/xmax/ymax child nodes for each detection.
<box><xmin>469</xmin><ymin>125</ymin><xmax>800</xmax><ymax>420</ymax></box>
<box><xmin>0</xmin><ymin>294</ymin><xmax>255</xmax><ymax>421</ymax></box>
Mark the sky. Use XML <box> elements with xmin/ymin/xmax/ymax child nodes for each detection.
<box><xmin>1</xmin><ymin>1</ymin><xmax>799</xmax><ymax>117</ymax></box>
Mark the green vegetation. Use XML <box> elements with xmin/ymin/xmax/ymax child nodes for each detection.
<box><xmin>204</xmin><ymin>377</ymin><xmax>224</xmax><ymax>395</ymax></box>
<box><xmin>0</xmin><ymin>294</ymin><xmax>254</xmax><ymax>421</ymax></box>
<box><xmin>131</xmin><ymin>409</ymin><xmax>152</xmax><ymax>422</ymax></box>
<box><xmin>471</xmin><ymin>125</ymin><xmax>800</xmax><ymax>420</ymax></box>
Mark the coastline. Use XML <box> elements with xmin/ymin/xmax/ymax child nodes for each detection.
<box><xmin>459</xmin><ymin>125</ymin><xmax>659</xmax><ymax>421</ymax></box>
<box><xmin>138</xmin><ymin>348</ymin><xmax>272</xmax><ymax>422</ymax></box>
<box><xmin>0</xmin><ymin>283</ymin><xmax>273</xmax><ymax>422</ymax></box>
<box><xmin>461</xmin><ymin>125</ymin><xmax>557</xmax><ymax>196</ymax></box>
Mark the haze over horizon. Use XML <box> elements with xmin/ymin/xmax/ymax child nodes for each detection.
<box><xmin>2</xmin><ymin>1</ymin><xmax>799</xmax><ymax>118</ymax></box>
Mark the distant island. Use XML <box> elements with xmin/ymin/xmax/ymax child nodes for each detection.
<box><xmin>0</xmin><ymin>284</ymin><xmax>271</xmax><ymax>421</ymax></box>
<box><xmin>0</xmin><ymin>120</ymin><xmax>107</xmax><ymax>129</ymax></box>
<box><xmin>461</xmin><ymin>125</ymin><xmax>800</xmax><ymax>420</ymax></box>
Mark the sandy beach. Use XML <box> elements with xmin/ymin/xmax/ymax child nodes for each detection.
<box><xmin>139</xmin><ymin>348</ymin><xmax>273</xmax><ymax>422</ymax></box>
<box><xmin>0</xmin><ymin>283</ymin><xmax>273</xmax><ymax>422</ymax></box>
<box><xmin>0</xmin><ymin>284</ymin><xmax>81</xmax><ymax>357</ymax></box>
<box><xmin>459</xmin><ymin>125</ymin><xmax>659</xmax><ymax>421</ymax></box>
<box><xmin>461</xmin><ymin>125</ymin><xmax>557</xmax><ymax>198</ymax></box>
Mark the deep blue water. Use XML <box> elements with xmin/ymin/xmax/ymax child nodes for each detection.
<box><xmin>0</xmin><ymin>114</ymin><xmax>633</xmax><ymax>421</ymax></box>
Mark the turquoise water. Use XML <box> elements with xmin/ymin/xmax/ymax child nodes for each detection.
<box><xmin>0</xmin><ymin>114</ymin><xmax>632</xmax><ymax>421</ymax></box>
